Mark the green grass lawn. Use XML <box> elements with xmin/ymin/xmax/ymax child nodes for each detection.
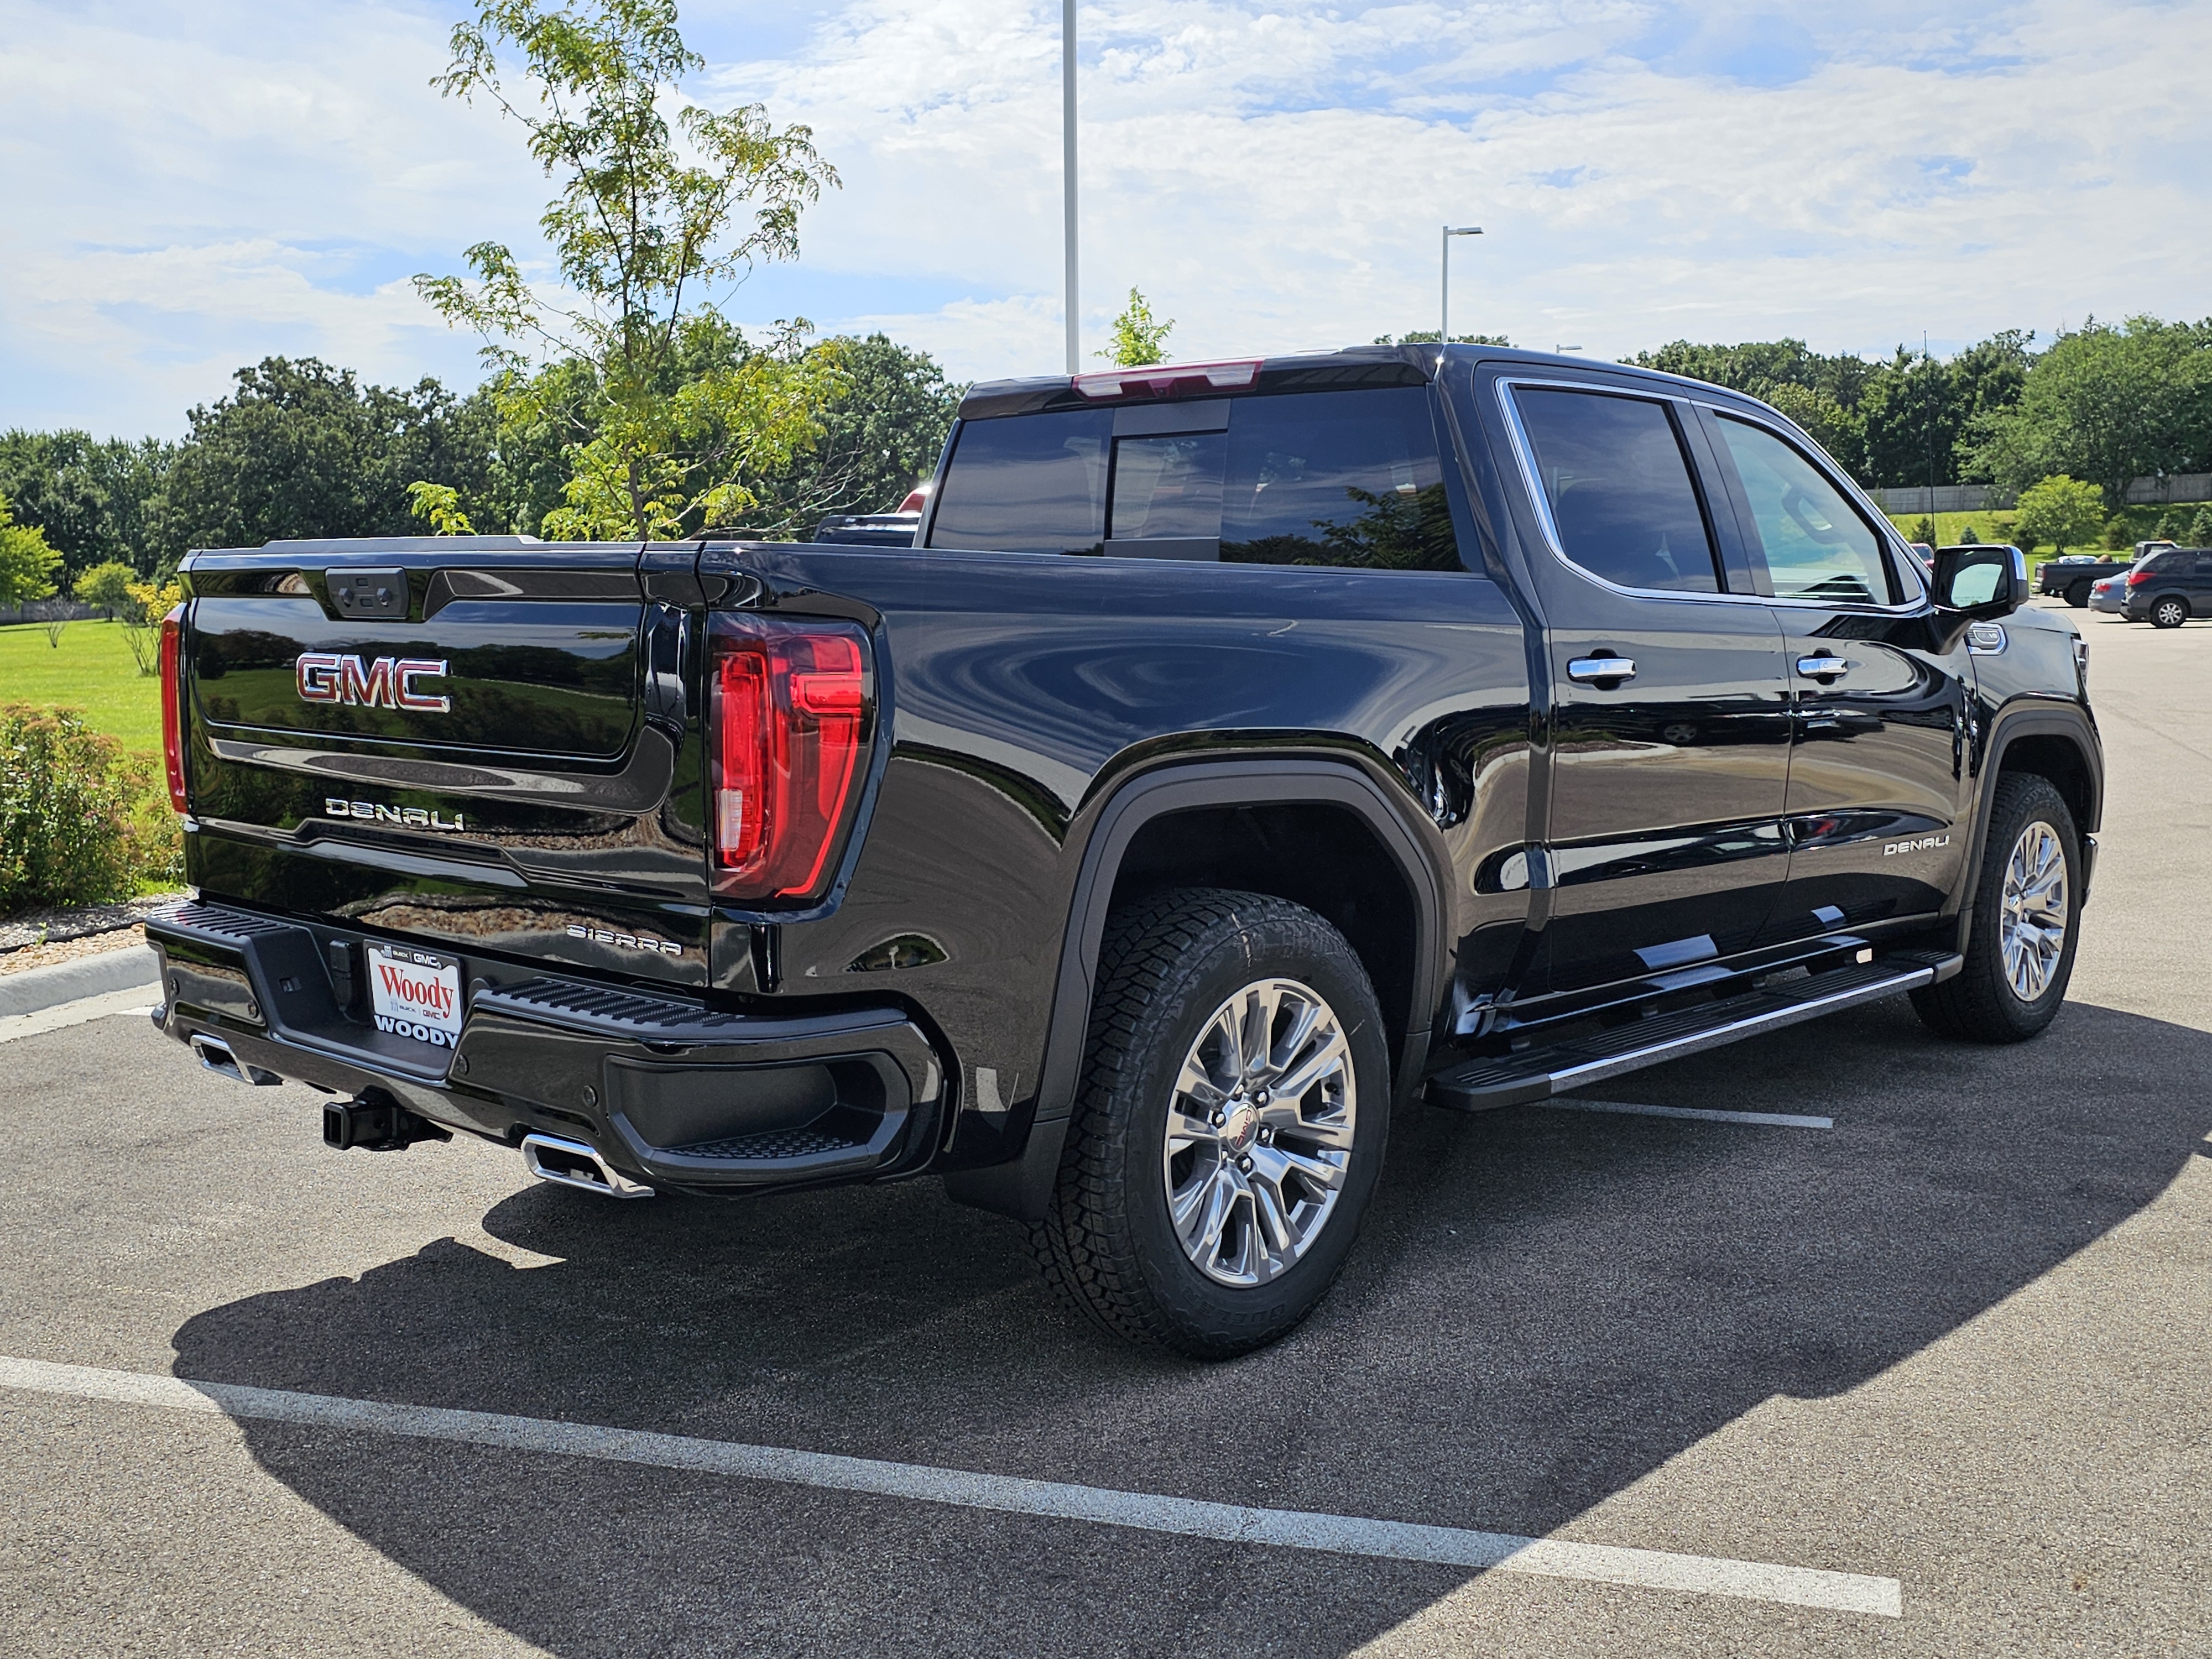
<box><xmin>0</xmin><ymin>619</ymin><xmax>164</xmax><ymax>757</ymax></box>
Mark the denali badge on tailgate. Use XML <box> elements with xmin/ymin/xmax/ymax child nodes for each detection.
<box><xmin>325</xmin><ymin>799</ymin><xmax>468</xmax><ymax>833</ymax></box>
<box><xmin>366</xmin><ymin>943</ymin><xmax>463</xmax><ymax>1049</ymax></box>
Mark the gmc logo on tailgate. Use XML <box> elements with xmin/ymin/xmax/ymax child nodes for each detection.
<box><xmin>296</xmin><ymin>654</ymin><xmax>450</xmax><ymax>712</ymax></box>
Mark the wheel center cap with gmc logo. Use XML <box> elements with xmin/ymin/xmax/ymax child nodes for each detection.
<box><xmin>1221</xmin><ymin>1103</ymin><xmax>1261</xmax><ymax>1155</ymax></box>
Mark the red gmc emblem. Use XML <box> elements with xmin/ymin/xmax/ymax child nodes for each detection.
<box><xmin>296</xmin><ymin>654</ymin><xmax>450</xmax><ymax>712</ymax></box>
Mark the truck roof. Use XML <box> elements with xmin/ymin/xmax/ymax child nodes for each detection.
<box><xmin>955</xmin><ymin>343</ymin><xmax>1705</xmax><ymax>421</ymax></box>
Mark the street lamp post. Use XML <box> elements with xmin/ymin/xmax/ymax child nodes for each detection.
<box><xmin>1063</xmin><ymin>0</ymin><xmax>1080</xmax><ymax>374</ymax></box>
<box><xmin>1440</xmin><ymin>225</ymin><xmax>1481</xmax><ymax>343</ymax></box>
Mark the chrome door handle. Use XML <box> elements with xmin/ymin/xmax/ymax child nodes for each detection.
<box><xmin>1796</xmin><ymin>654</ymin><xmax>1850</xmax><ymax>681</ymax></box>
<box><xmin>1567</xmin><ymin>657</ymin><xmax>1636</xmax><ymax>684</ymax></box>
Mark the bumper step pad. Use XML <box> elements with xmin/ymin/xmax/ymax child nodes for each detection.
<box><xmin>1427</xmin><ymin>952</ymin><xmax>1959</xmax><ymax>1112</ymax></box>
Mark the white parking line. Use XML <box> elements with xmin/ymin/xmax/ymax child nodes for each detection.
<box><xmin>1546</xmin><ymin>1098</ymin><xmax>1834</xmax><ymax>1130</ymax></box>
<box><xmin>0</xmin><ymin>1355</ymin><xmax>1900</xmax><ymax>1617</ymax></box>
<box><xmin>0</xmin><ymin>988</ymin><xmax>160</xmax><ymax>1045</ymax></box>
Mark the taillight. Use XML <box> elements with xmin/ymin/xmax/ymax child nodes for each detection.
<box><xmin>159</xmin><ymin>604</ymin><xmax>187</xmax><ymax>813</ymax></box>
<box><xmin>709</xmin><ymin>617</ymin><xmax>871</xmax><ymax>902</ymax></box>
<box><xmin>2126</xmin><ymin>567</ymin><xmax>2155</xmax><ymax>586</ymax></box>
<box><xmin>895</xmin><ymin>483</ymin><xmax>930</xmax><ymax>514</ymax></box>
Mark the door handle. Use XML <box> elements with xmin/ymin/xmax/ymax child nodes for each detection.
<box><xmin>1567</xmin><ymin>656</ymin><xmax>1636</xmax><ymax>685</ymax></box>
<box><xmin>1796</xmin><ymin>654</ymin><xmax>1850</xmax><ymax>681</ymax></box>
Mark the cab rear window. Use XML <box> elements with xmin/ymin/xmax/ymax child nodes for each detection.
<box><xmin>927</xmin><ymin>388</ymin><xmax>1464</xmax><ymax>571</ymax></box>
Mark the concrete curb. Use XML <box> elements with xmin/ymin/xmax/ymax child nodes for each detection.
<box><xmin>0</xmin><ymin>945</ymin><xmax>161</xmax><ymax>1019</ymax></box>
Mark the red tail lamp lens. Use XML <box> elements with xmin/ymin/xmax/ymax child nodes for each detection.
<box><xmin>2126</xmin><ymin>567</ymin><xmax>2155</xmax><ymax>587</ymax></box>
<box><xmin>159</xmin><ymin>604</ymin><xmax>187</xmax><ymax>813</ymax></box>
<box><xmin>709</xmin><ymin>618</ymin><xmax>870</xmax><ymax>901</ymax></box>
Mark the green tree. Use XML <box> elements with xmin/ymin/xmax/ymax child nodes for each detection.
<box><xmin>1100</xmin><ymin>288</ymin><xmax>1174</xmax><ymax>368</ymax></box>
<box><xmin>75</xmin><ymin>560</ymin><xmax>138</xmax><ymax>618</ymax></box>
<box><xmin>0</xmin><ymin>429</ymin><xmax>175</xmax><ymax>581</ymax></box>
<box><xmin>1964</xmin><ymin>316</ymin><xmax>2212</xmax><ymax>502</ymax></box>
<box><xmin>2011</xmin><ymin>475</ymin><xmax>2107</xmax><ymax>553</ymax></box>
<box><xmin>154</xmin><ymin>357</ymin><xmax>493</xmax><ymax>557</ymax></box>
<box><xmin>744</xmin><ymin>332</ymin><xmax>961</xmax><ymax>529</ymax></box>
<box><xmin>0</xmin><ymin>492</ymin><xmax>62</xmax><ymax>609</ymax></box>
<box><xmin>2191</xmin><ymin>507</ymin><xmax>2212</xmax><ymax>546</ymax></box>
<box><xmin>414</xmin><ymin>0</ymin><xmax>842</xmax><ymax>539</ymax></box>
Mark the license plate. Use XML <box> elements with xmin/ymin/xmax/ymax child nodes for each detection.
<box><xmin>366</xmin><ymin>943</ymin><xmax>463</xmax><ymax>1049</ymax></box>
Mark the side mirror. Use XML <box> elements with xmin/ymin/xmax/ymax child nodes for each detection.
<box><xmin>1932</xmin><ymin>544</ymin><xmax>2027</xmax><ymax>617</ymax></box>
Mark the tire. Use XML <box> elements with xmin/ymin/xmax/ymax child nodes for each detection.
<box><xmin>2066</xmin><ymin>580</ymin><xmax>2091</xmax><ymax>608</ymax></box>
<box><xmin>1911</xmin><ymin>774</ymin><xmax>2079</xmax><ymax>1043</ymax></box>
<box><xmin>1029</xmin><ymin>888</ymin><xmax>1391</xmax><ymax>1358</ymax></box>
<box><xmin>2151</xmin><ymin>595</ymin><xmax>2189</xmax><ymax>629</ymax></box>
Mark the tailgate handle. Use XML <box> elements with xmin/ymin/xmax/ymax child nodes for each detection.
<box><xmin>644</xmin><ymin>602</ymin><xmax>690</xmax><ymax>736</ymax></box>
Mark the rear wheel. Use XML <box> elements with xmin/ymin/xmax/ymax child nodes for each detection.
<box><xmin>2065</xmin><ymin>580</ymin><xmax>2091</xmax><ymax>608</ymax></box>
<box><xmin>1029</xmin><ymin>888</ymin><xmax>1390</xmax><ymax>1358</ymax></box>
<box><xmin>2151</xmin><ymin>595</ymin><xmax>2189</xmax><ymax>629</ymax></box>
<box><xmin>1911</xmin><ymin>775</ymin><xmax>2078</xmax><ymax>1043</ymax></box>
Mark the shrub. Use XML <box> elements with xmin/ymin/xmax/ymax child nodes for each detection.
<box><xmin>75</xmin><ymin>560</ymin><xmax>138</xmax><ymax>619</ymax></box>
<box><xmin>2190</xmin><ymin>507</ymin><xmax>2212</xmax><ymax>546</ymax></box>
<box><xmin>0</xmin><ymin>706</ymin><xmax>181</xmax><ymax>912</ymax></box>
<box><xmin>1909</xmin><ymin>516</ymin><xmax>1936</xmax><ymax>544</ymax></box>
<box><xmin>2012</xmin><ymin>474</ymin><xmax>2106</xmax><ymax>554</ymax></box>
<box><xmin>119</xmin><ymin>577</ymin><xmax>182</xmax><ymax>676</ymax></box>
<box><xmin>2156</xmin><ymin>509</ymin><xmax>2188</xmax><ymax>539</ymax></box>
<box><xmin>1960</xmin><ymin>524</ymin><xmax>1981</xmax><ymax>544</ymax></box>
<box><xmin>2103</xmin><ymin>516</ymin><xmax>2132</xmax><ymax>550</ymax></box>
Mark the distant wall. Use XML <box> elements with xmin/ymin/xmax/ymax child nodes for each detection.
<box><xmin>1872</xmin><ymin>485</ymin><xmax>2005</xmax><ymax>514</ymax></box>
<box><xmin>1871</xmin><ymin>473</ymin><xmax>2212</xmax><ymax>515</ymax></box>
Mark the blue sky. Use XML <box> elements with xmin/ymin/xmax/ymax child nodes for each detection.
<box><xmin>3</xmin><ymin>0</ymin><xmax>2206</xmax><ymax>438</ymax></box>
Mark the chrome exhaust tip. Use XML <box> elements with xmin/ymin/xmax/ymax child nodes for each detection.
<box><xmin>190</xmin><ymin>1032</ymin><xmax>281</xmax><ymax>1087</ymax></box>
<box><xmin>520</xmin><ymin>1132</ymin><xmax>654</xmax><ymax>1199</ymax></box>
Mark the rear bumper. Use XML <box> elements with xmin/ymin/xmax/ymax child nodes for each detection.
<box><xmin>145</xmin><ymin>900</ymin><xmax>947</xmax><ymax>1194</ymax></box>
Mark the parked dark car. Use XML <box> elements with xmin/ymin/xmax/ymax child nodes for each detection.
<box><xmin>142</xmin><ymin>345</ymin><xmax>2102</xmax><ymax>1357</ymax></box>
<box><xmin>2038</xmin><ymin>551</ymin><xmax>2145</xmax><ymax>607</ymax></box>
<box><xmin>2119</xmin><ymin>544</ymin><xmax>2212</xmax><ymax>628</ymax></box>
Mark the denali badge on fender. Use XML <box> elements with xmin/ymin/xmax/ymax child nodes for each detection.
<box><xmin>1883</xmin><ymin>834</ymin><xmax>1952</xmax><ymax>856</ymax></box>
<box><xmin>297</xmin><ymin>653</ymin><xmax>450</xmax><ymax>712</ymax></box>
<box><xmin>325</xmin><ymin>798</ymin><xmax>468</xmax><ymax>832</ymax></box>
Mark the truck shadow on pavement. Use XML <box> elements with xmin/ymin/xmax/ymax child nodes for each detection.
<box><xmin>170</xmin><ymin>995</ymin><xmax>2212</xmax><ymax>1657</ymax></box>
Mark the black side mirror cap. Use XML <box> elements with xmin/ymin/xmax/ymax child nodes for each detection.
<box><xmin>1932</xmin><ymin>544</ymin><xmax>2028</xmax><ymax>618</ymax></box>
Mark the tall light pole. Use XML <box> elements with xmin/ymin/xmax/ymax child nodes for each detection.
<box><xmin>1440</xmin><ymin>225</ymin><xmax>1481</xmax><ymax>343</ymax></box>
<box><xmin>1063</xmin><ymin>0</ymin><xmax>1080</xmax><ymax>374</ymax></box>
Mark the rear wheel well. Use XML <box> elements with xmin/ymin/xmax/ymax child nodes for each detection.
<box><xmin>1995</xmin><ymin>732</ymin><xmax>2096</xmax><ymax>836</ymax></box>
<box><xmin>1108</xmin><ymin>803</ymin><xmax>1421</xmax><ymax>1053</ymax></box>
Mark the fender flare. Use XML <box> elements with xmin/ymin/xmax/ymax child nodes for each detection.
<box><xmin>1953</xmin><ymin>698</ymin><xmax>2104</xmax><ymax>931</ymax></box>
<box><xmin>942</xmin><ymin>755</ymin><xmax>1452</xmax><ymax>1221</ymax></box>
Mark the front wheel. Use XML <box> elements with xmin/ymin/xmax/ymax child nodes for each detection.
<box><xmin>2151</xmin><ymin>595</ymin><xmax>2189</xmax><ymax>629</ymax></box>
<box><xmin>1912</xmin><ymin>774</ymin><xmax>2079</xmax><ymax>1042</ymax></box>
<box><xmin>1029</xmin><ymin>888</ymin><xmax>1391</xmax><ymax>1358</ymax></box>
<box><xmin>2065</xmin><ymin>580</ymin><xmax>2091</xmax><ymax>608</ymax></box>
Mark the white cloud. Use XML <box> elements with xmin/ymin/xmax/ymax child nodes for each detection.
<box><xmin>2</xmin><ymin>0</ymin><xmax>2208</xmax><ymax>434</ymax></box>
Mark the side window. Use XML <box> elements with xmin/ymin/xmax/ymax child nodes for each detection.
<box><xmin>1214</xmin><ymin>388</ymin><xmax>1458</xmax><ymax>570</ymax></box>
<box><xmin>1713</xmin><ymin>418</ymin><xmax>1896</xmax><ymax>604</ymax></box>
<box><xmin>927</xmin><ymin>410</ymin><xmax>1110</xmax><ymax>554</ymax></box>
<box><xmin>1512</xmin><ymin>389</ymin><xmax>1722</xmax><ymax>594</ymax></box>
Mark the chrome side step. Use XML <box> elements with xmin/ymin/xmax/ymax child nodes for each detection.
<box><xmin>520</xmin><ymin>1133</ymin><xmax>654</xmax><ymax>1199</ymax></box>
<box><xmin>1427</xmin><ymin>952</ymin><xmax>1960</xmax><ymax>1113</ymax></box>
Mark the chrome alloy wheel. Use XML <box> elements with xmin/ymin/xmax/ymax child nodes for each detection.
<box><xmin>1161</xmin><ymin>977</ymin><xmax>1356</xmax><ymax>1287</ymax></box>
<box><xmin>1999</xmin><ymin>818</ymin><xmax>2069</xmax><ymax>1003</ymax></box>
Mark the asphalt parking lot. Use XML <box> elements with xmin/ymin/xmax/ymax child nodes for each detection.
<box><xmin>4</xmin><ymin>597</ymin><xmax>2209</xmax><ymax>1657</ymax></box>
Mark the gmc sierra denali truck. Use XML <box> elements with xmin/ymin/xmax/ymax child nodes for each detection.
<box><xmin>145</xmin><ymin>345</ymin><xmax>2100</xmax><ymax>1357</ymax></box>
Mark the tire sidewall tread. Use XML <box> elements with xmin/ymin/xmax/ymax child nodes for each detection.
<box><xmin>1029</xmin><ymin>887</ymin><xmax>1391</xmax><ymax>1359</ymax></box>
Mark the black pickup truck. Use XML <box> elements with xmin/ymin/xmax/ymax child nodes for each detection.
<box><xmin>145</xmin><ymin>345</ymin><xmax>2101</xmax><ymax>1356</ymax></box>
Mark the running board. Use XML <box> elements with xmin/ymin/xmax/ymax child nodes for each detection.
<box><xmin>1426</xmin><ymin>952</ymin><xmax>1961</xmax><ymax>1113</ymax></box>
